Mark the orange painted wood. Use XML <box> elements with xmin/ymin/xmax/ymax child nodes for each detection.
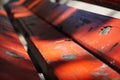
<box><xmin>17</xmin><ymin>15</ymin><xmax>120</xmax><ymax>80</ymax></box>
<box><xmin>7</xmin><ymin>3</ymin><xmax>120</xmax><ymax>79</ymax></box>
<box><xmin>5</xmin><ymin>2</ymin><xmax>56</xmax><ymax>79</ymax></box>
<box><xmin>52</xmin><ymin>7</ymin><xmax>120</xmax><ymax>71</ymax></box>
<box><xmin>29</xmin><ymin>1</ymin><xmax>120</xmax><ymax>72</ymax></box>
<box><xmin>0</xmin><ymin>7</ymin><xmax>40</xmax><ymax>80</ymax></box>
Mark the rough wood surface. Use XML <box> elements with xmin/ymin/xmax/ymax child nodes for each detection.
<box><xmin>6</xmin><ymin>1</ymin><xmax>120</xmax><ymax>79</ymax></box>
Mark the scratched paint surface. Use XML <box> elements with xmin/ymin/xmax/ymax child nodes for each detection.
<box><xmin>20</xmin><ymin>15</ymin><xmax>120</xmax><ymax>80</ymax></box>
<box><xmin>6</xmin><ymin>0</ymin><xmax>120</xmax><ymax>79</ymax></box>
<box><xmin>53</xmin><ymin>8</ymin><xmax>120</xmax><ymax>70</ymax></box>
<box><xmin>30</xmin><ymin>1</ymin><xmax>120</xmax><ymax>71</ymax></box>
<box><xmin>7</xmin><ymin>1</ymin><xmax>120</xmax><ymax>79</ymax></box>
<box><xmin>0</xmin><ymin>7</ymin><xmax>40</xmax><ymax>80</ymax></box>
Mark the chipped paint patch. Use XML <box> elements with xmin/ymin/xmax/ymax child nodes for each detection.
<box><xmin>92</xmin><ymin>71</ymin><xmax>109</xmax><ymax>80</ymax></box>
<box><xmin>92</xmin><ymin>64</ymin><xmax>110</xmax><ymax>80</ymax></box>
<box><xmin>62</xmin><ymin>54</ymin><xmax>76</xmax><ymax>61</ymax></box>
<box><xmin>5</xmin><ymin>51</ymin><xmax>21</xmax><ymax>58</ymax></box>
<box><xmin>5</xmin><ymin>51</ymin><xmax>25</xmax><ymax>60</ymax></box>
<box><xmin>92</xmin><ymin>72</ymin><xmax>109</xmax><ymax>77</ymax></box>
<box><xmin>110</xmin><ymin>61</ymin><xmax>115</xmax><ymax>65</ymax></box>
<box><xmin>100</xmin><ymin>26</ymin><xmax>111</xmax><ymax>35</ymax></box>
<box><xmin>99</xmin><ymin>64</ymin><xmax>108</xmax><ymax>70</ymax></box>
<box><xmin>54</xmin><ymin>44</ymin><xmax>68</xmax><ymax>51</ymax></box>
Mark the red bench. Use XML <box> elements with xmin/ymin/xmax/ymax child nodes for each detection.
<box><xmin>28</xmin><ymin>0</ymin><xmax>120</xmax><ymax>71</ymax></box>
<box><xmin>4</xmin><ymin>0</ymin><xmax>120</xmax><ymax>80</ymax></box>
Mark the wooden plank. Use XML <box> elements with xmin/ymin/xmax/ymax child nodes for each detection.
<box><xmin>7</xmin><ymin>4</ymin><xmax>120</xmax><ymax>79</ymax></box>
<box><xmin>53</xmin><ymin>6</ymin><xmax>120</xmax><ymax>71</ymax></box>
<box><xmin>30</xmin><ymin>1</ymin><xmax>120</xmax><ymax>72</ymax></box>
<box><xmin>0</xmin><ymin>7</ymin><xmax>41</xmax><ymax>80</ymax></box>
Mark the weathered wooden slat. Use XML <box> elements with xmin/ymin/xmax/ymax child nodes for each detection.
<box><xmin>7</xmin><ymin>3</ymin><xmax>120</xmax><ymax>79</ymax></box>
<box><xmin>55</xmin><ymin>7</ymin><xmax>120</xmax><ymax>71</ymax></box>
<box><xmin>0</xmin><ymin>6</ymin><xmax>41</xmax><ymax>80</ymax></box>
<box><xmin>5</xmin><ymin>3</ymin><xmax>57</xmax><ymax>79</ymax></box>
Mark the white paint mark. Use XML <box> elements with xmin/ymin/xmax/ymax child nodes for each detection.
<box><xmin>110</xmin><ymin>61</ymin><xmax>115</xmax><ymax>65</ymax></box>
<box><xmin>62</xmin><ymin>54</ymin><xmax>76</xmax><ymax>60</ymax></box>
<box><xmin>38</xmin><ymin>73</ymin><xmax>46</xmax><ymax>80</ymax></box>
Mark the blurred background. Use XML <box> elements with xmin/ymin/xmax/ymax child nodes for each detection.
<box><xmin>0</xmin><ymin>0</ymin><xmax>9</xmax><ymax>5</ymax></box>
